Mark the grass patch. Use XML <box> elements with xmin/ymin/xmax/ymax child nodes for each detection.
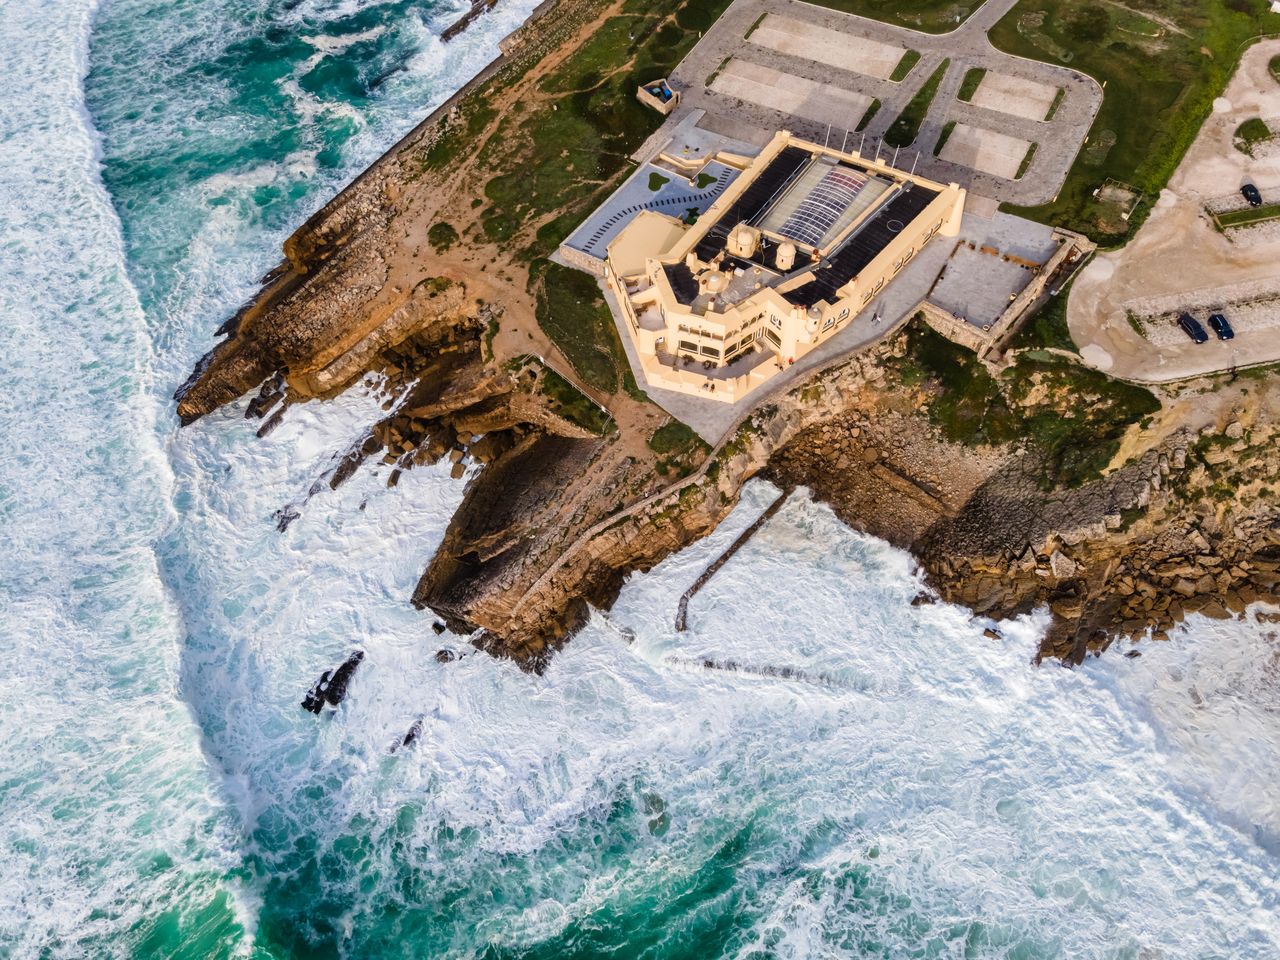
<box><xmin>1234</xmin><ymin>117</ymin><xmax>1273</xmax><ymax>155</ymax></box>
<box><xmin>1015</xmin><ymin>142</ymin><xmax>1038</xmax><ymax>180</ymax></box>
<box><xmin>1044</xmin><ymin>86</ymin><xmax>1065</xmax><ymax>121</ymax></box>
<box><xmin>648</xmin><ymin>170</ymin><xmax>671</xmax><ymax>191</ymax></box>
<box><xmin>648</xmin><ymin>419</ymin><xmax>708</xmax><ymax>455</ymax></box>
<box><xmin>884</xmin><ymin>58</ymin><xmax>949</xmax><ymax>148</ymax></box>
<box><xmin>476</xmin><ymin>0</ymin><xmax>735</xmax><ymax>260</ymax></box>
<box><xmin>957</xmin><ymin>67</ymin><xmax>986</xmax><ymax>102</ymax></box>
<box><xmin>934</xmin><ymin>120</ymin><xmax>956</xmax><ymax>156</ymax></box>
<box><xmin>804</xmin><ymin>0</ymin><xmax>978</xmax><ymax>33</ymax></box>
<box><xmin>1218</xmin><ymin>202</ymin><xmax>1280</xmax><ymax>228</ymax></box>
<box><xmin>856</xmin><ymin>98</ymin><xmax>882</xmax><ymax>132</ymax></box>
<box><xmin>534</xmin><ymin>261</ymin><xmax>630</xmax><ymax>393</ymax></box>
<box><xmin>895</xmin><ymin>322</ymin><xmax>1158</xmax><ymax>487</ymax></box>
<box><xmin>990</xmin><ymin>0</ymin><xmax>1280</xmax><ymax>244</ymax></box>
<box><xmin>540</xmin><ymin>368</ymin><xmax>613</xmax><ymax>435</ymax></box>
<box><xmin>744</xmin><ymin>11</ymin><xmax>766</xmax><ymax>39</ymax></box>
<box><xmin>695</xmin><ymin>171</ymin><xmax>716</xmax><ymax>189</ymax></box>
<box><xmin>427</xmin><ymin>221</ymin><xmax>459</xmax><ymax>253</ymax></box>
<box><xmin>890</xmin><ymin>49</ymin><xmax>921</xmax><ymax>83</ymax></box>
<box><xmin>1271</xmin><ymin>54</ymin><xmax>1280</xmax><ymax>82</ymax></box>
<box><xmin>1008</xmin><ymin>280</ymin><xmax>1077</xmax><ymax>351</ymax></box>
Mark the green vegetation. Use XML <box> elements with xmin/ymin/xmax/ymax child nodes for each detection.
<box><xmin>1271</xmin><ymin>54</ymin><xmax>1280</xmax><ymax>82</ymax></box>
<box><xmin>856</xmin><ymin>98</ymin><xmax>882</xmax><ymax>132</ymax></box>
<box><xmin>1217</xmin><ymin>202</ymin><xmax>1280</xmax><ymax>228</ymax></box>
<box><xmin>474</xmin><ymin>0</ymin><xmax>734</xmax><ymax>255</ymax></box>
<box><xmin>695</xmin><ymin>171</ymin><xmax>716</xmax><ymax>189</ymax></box>
<box><xmin>884</xmin><ymin>59</ymin><xmax>949</xmax><ymax>148</ymax></box>
<box><xmin>649</xmin><ymin>419</ymin><xmax>705</xmax><ymax>454</ymax></box>
<box><xmin>890</xmin><ymin>50</ymin><xmax>921</xmax><ymax>83</ymax></box>
<box><xmin>1044</xmin><ymin>86</ymin><xmax>1065</xmax><ymax>121</ymax></box>
<box><xmin>989</xmin><ymin>0</ymin><xmax>1280</xmax><ymax>244</ymax></box>
<box><xmin>957</xmin><ymin>67</ymin><xmax>986</xmax><ymax>102</ymax></box>
<box><xmin>427</xmin><ymin>221</ymin><xmax>459</xmax><ymax>253</ymax></box>
<box><xmin>1008</xmin><ymin>281</ymin><xmax>1078</xmax><ymax>352</ymax></box>
<box><xmin>895</xmin><ymin>321</ymin><xmax>1158</xmax><ymax>487</ymax></box>
<box><xmin>648</xmin><ymin>171</ymin><xmax>671</xmax><ymax>191</ymax></box>
<box><xmin>934</xmin><ymin>121</ymin><xmax>956</xmax><ymax>156</ymax></box>
<box><xmin>806</xmin><ymin>0</ymin><xmax>977</xmax><ymax>33</ymax></box>
<box><xmin>540</xmin><ymin>368</ymin><xmax>613</xmax><ymax>435</ymax></box>
<box><xmin>533</xmin><ymin>261</ymin><xmax>632</xmax><ymax>393</ymax></box>
<box><xmin>1015</xmin><ymin>142</ymin><xmax>1038</xmax><ymax>180</ymax></box>
<box><xmin>1234</xmin><ymin>117</ymin><xmax>1273</xmax><ymax>155</ymax></box>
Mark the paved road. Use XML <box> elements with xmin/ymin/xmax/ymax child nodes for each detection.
<box><xmin>669</xmin><ymin>0</ymin><xmax>1102</xmax><ymax>204</ymax></box>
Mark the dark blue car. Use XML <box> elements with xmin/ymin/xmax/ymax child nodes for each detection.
<box><xmin>1208</xmin><ymin>312</ymin><xmax>1234</xmax><ymax>341</ymax></box>
<box><xmin>1178</xmin><ymin>312</ymin><xmax>1209</xmax><ymax>344</ymax></box>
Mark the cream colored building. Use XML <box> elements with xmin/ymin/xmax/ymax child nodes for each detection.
<box><xmin>602</xmin><ymin>131</ymin><xmax>966</xmax><ymax>402</ymax></box>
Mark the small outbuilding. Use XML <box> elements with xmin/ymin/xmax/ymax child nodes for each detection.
<box><xmin>637</xmin><ymin>78</ymin><xmax>679</xmax><ymax>115</ymax></box>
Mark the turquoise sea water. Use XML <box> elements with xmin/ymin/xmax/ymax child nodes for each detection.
<box><xmin>2</xmin><ymin>0</ymin><xmax>1279</xmax><ymax>957</ymax></box>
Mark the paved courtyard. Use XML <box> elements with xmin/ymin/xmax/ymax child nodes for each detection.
<box><xmin>939</xmin><ymin>123</ymin><xmax>1032</xmax><ymax>180</ymax></box>
<box><xmin>928</xmin><ymin>211</ymin><xmax>1059</xmax><ymax>329</ymax></box>
<box><xmin>667</xmin><ymin>0</ymin><xmax>1101</xmax><ymax>204</ymax></box>
<box><xmin>969</xmin><ymin>71</ymin><xmax>1059</xmax><ymax>122</ymax></box>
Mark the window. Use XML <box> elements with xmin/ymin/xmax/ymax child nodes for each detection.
<box><xmin>872</xmin><ymin>278</ymin><xmax>885</xmax><ymax>294</ymax></box>
<box><xmin>678</xmin><ymin>340</ymin><xmax>698</xmax><ymax>353</ymax></box>
<box><xmin>769</xmin><ymin>315</ymin><xmax>782</xmax><ymax>329</ymax></box>
<box><xmin>700</xmin><ymin>345</ymin><xmax>720</xmax><ymax>358</ymax></box>
<box><xmin>837</xmin><ymin>308</ymin><xmax>849</xmax><ymax>320</ymax></box>
<box><xmin>764</xmin><ymin>328</ymin><xmax>781</xmax><ymax>348</ymax></box>
<box><xmin>822</xmin><ymin>317</ymin><xmax>835</xmax><ymax>331</ymax></box>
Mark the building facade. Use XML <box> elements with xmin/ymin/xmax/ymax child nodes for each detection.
<box><xmin>601</xmin><ymin>131</ymin><xmax>966</xmax><ymax>402</ymax></box>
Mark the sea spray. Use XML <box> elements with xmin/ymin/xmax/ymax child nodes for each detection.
<box><xmin>1</xmin><ymin>0</ymin><xmax>1277</xmax><ymax>954</ymax></box>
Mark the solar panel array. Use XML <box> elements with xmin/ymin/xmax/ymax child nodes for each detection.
<box><xmin>784</xmin><ymin>184</ymin><xmax>938</xmax><ymax>308</ymax></box>
<box><xmin>777</xmin><ymin>167</ymin><xmax>869</xmax><ymax>248</ymax></box>
<box><xmin>663</xmin><ymin>262</ymin><xmax>699</xmax><ymax>305</ymax></box>
<box><xmin>694</xmin><ymin>146</ymin><xmax>811</xmax><ymax>262</ymax></box>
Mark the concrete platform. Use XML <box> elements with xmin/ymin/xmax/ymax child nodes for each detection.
<box><xmin>710</xmin><ymin>59</ymin><xmax>874</xmax><ymax>132</ymax></box>
<box><xmin>748</xmin><ymin>13</ymin><xmax>905</xmax><ymax>81</ymax></box>
<box><xmin>940</xmin><ymin>123</ymin><xmax>1033</xmax><ymax>180</ymax></box>
<box><xmin>969</xmin><ymin>71</ymin><xmax>1059</xmax><ymax>122</ymax></box>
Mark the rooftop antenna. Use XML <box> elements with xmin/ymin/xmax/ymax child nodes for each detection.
<box><xmin>892</xmin><ymin>145</ymin><xmax>900</xmax><ymax>169</ymax></box>
<box><xmin>841</xmin><ymin>129</ymin><xmax>849</xmax><ymax>154</ymax></box>
<box><xmin>910</xmin><ymin>151</ymin><xmax>919</xmax><ymax>176</ymax></box>
<box><xmin>859</xmin><ymin>131</ymin><xmax>866</xmax><ymax>154</ymax></box>
<box><xmin>824</xmin><ymin>124</ymin><xmax>831</xmax><ymax>148</ymax></box>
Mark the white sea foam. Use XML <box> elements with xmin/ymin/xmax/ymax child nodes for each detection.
<box><xmin>5</xmin><ymin>0</ymin><xmax>1279</xmax><ymax>953</ymax></box>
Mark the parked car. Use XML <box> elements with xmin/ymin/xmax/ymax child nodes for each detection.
<box><xmin>1208</xmin><ymin>311</ymin><xmax>1235</xmax><ymax>341</ymax></box>
<box><xmin>1242</xmin><ymin>183</ymin><xmax>1263</xmax><ymax>207</ymax></box>
<box><xmin>1178</xmin><ymin>312</ymin><xmax>1209</xmax><ymax>344</ymax></box>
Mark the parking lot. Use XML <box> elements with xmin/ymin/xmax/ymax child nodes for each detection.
<box><xmin>1069</xmin><ymin>39</ymin><xmax>1280</xmax><ymax>381</ymax></box>
<box><xmin>667</xmin><ymin>0</ymin><xmax>1100</xmax><ymax>204</ymax></box>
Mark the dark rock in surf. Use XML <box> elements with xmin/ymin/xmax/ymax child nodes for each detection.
<box><xmin>301</xmin><ymin>650</ymin><xmax>365</xmax><ymax>713</ymax></box>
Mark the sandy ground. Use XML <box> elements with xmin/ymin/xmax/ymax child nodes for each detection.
<box><xmin>711</xmin><ymin>59</ymin><xmax>874</xmax><ymax>129</ymax></box>
<box><xmin>969</xmin><ymin>71</ymin><xmax>1058</xmax><ymax>122</ymax></box>
<box><xmin>939</xmin><ymin>122</ymin><xmax>1032</xmax><ymax>179</ymax></box>
<box><xmin>748</xmin><ymin>13</ymin><xmax>905</xmax><ymax>81</ymax></box>
<box><xmin>1069</xmin><ymin>39</ymin><xmax>1280</xmax><ymax>382</ymax></box>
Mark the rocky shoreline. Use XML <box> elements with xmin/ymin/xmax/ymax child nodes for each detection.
<box><xmin>176</xmin><ymin>0</ymin><xmax>1280</xmax><ymax>668</ymax></box>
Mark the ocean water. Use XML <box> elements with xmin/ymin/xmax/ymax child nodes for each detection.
<box><xmin>1</xmin><ymin>0</ymin><xmax>1278</xmax><ymax>956</ymax></box>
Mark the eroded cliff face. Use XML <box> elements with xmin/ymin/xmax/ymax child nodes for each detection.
<box><xmin>174</xmin><ymin>0</ymin><xmax>1280</xmax><ymax>669</ymax></box>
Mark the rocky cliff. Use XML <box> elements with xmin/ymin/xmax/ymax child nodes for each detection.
<box><xmin>175</xmin><ymin>0</ymin><xmax>1280</xmax><ymax>668</ymax></box>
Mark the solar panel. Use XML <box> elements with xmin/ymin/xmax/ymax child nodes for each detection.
<box><xmin>663</xmin><ymin>262</ymin><xmax>699</xmax><ymax>305</ymax></box>
<box><xmin>694</xmin><ymin>147</ymin><xmax>811</xmax><ymax>262</ymax></box>
<box><xmin>784</xmin><ymin>185</ymin><xmax>938</xmax><ymax>308</ymax></box>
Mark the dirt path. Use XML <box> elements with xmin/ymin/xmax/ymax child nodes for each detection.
<box><xmin>1068</xmin><ymin>39</ymin><xmax>1280</xmax><ymax>382</ymax></box>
